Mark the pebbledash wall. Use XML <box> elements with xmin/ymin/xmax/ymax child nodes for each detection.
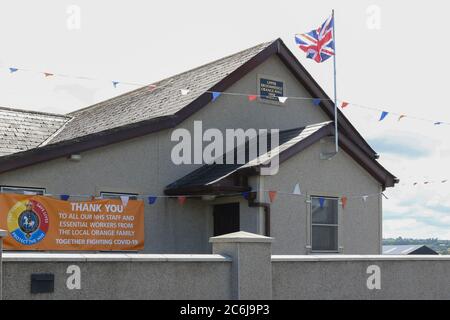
<box><xmin>1</xmin><ymin>231</ymin><xmax>449</xmax><ymax>300</ymax></box>
<box><xmin>0</xmin><ymin>55</ymin><xmax>383</xmax><ymax>255</ymax></box>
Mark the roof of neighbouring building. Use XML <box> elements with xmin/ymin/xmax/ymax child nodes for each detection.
<box><xmin>0</xmin><ymin>107</ymin><xmax>71</xmax><ymax>157</ymax></box>
<box><xmin>383</xmin><ymin>245</ymin><xmax>439</xmax><ymax>255</ymax></box>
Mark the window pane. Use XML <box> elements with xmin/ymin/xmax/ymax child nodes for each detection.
<box><xmin>1</xmin><ymin>187</ymin><xmax>45</xmax><ymax>195</ymax></box>
<box><xmin>100</xmin><ymin>192</ymin><xmax>138</xmax><ymax>200</ymax></box>
<box><xmin>312</xmin><ymin>226</ymin><xmax>338</xmax><ymax>251</ymax></box>
<box><xmin>311</xmin><ymin>197</ymin><xmax>338</xmax><ymax>224</ymax></box>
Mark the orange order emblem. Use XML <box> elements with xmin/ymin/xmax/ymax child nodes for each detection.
<box><xmin>7</xmin><ymin>199</ymin><xmax>49</xmax><ymax>246</ymax></box>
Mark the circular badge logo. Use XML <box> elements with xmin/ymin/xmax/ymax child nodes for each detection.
<box><xmin>7</xmin><ymin>199</ymin><xmax>49</xmax><ymax>246</ymax></box>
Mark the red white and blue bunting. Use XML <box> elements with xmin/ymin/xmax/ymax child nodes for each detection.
<box><xmin>1</xmin><ymin>178</ymin><xmax>446</xmax><ymax>208</ymax></box>
<box><xmin>2</xmin><ymin>65</ymin><xmax>450</xmax><ymax>127</ymax></box>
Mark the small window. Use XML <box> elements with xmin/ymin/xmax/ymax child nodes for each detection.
<box><xmin>0</xmin><ymin>186</ymin><xmax>45</xmax><ymax>195</ymax></box>
<box><xmin>100</xmin><ymin>192</ymin><xmax>138</xmax><ymax>200</ymax></box>
<box><xmin>311</xmin><ymin>197</ymin><xmax>338</xmax><ymax>252</ymax></box>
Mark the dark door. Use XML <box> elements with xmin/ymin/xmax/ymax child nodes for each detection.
<box><xmin>213</xmin><ymin>203</ymin><xmax>240</xmax><ymax>236</ymax></box>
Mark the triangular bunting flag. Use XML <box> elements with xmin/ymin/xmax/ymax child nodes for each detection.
<box><xmin>120</xmin><ymin>196</ymin><xmax>130</xmax><ymax>207</ymax></box>
<box><xmin>313</xmin><ymin>98</ymin><xmax>321</xmax><ymax>106</ymax></box>
<box><xmin>148</xmin><ymin>196</ymin><xmax>157</xmax><ymax>205</ymax></box>
<box><xmin>211</xmin><ymin>92</ymin><xmax>221</xmax><ymax>102</ymax></box>
<box><xmin>379</xmin><ymin>111</ymin><xmax>389</xmax><ymax>121</ymax></box>
<box><xmin>178</xmin><ymin>196</ymin><xmax>187</xmax><ymax>205</ymax></box>
<box><xmin>319</xmin><ymin>197</ymin><xmax>325</xmax><ymax>208</ymax></box>
<box><xmin>180</xmin><ymin>89</ymin><xmax>190</xmax><ymax>96</ymax></box>
<box><xmin>112</xmin><ymin>81</ymin><xmax>119</xmax><ymax>88</ymax></box>
<box><xmin>278</xmin><ymin>97</ymin><xmax>288</xmax><ymax>103</ymax></box>
<box><xmin>293</xmin><ymin>183</ymin><xmax>302</xmax><ymax>196</ymax></box>
<box><xmin>44</xmin><ymin>72</ymin><xmax>54</xmax><ymax>77</ymax></box>
<box><xmin>9</xmin><ymin>67</ymin><xmax>18</xmax><ymax>73</ymax></box>
<box><xmin>398</xmin><ymin>115</ymin><xmax>406</xmax><ymax>122</ymax></box>
<box><xmin>341</xmin><ymin>197</ymin><xmax>348</xmax><ymax>209</ymax></box>
<box><xmin>60</xmin><ymin>195</ymin><xmax>70</xmax><ymax>201</ymax></box>
<box><xmin>268</xmin><ymin>191</ymin><xmax>278</xmax><ymax>203</ymax></box>
<box><xmin>341</xmin><ymin>102</ymin><xmax>349</xmax><ymax>109</ymax></box>
<box><xmin>248</xmin><ymin>95</ymin><xmax>257</xmax><ymax>102</ymax></box>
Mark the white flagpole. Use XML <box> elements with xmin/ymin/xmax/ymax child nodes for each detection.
<box><xmin>332</xmin><ymin>9</ymin><xmax>339</xmax><ymax>153</ymax></box>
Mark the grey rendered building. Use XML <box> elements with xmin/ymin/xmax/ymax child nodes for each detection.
<box><xmin>0</xmin><ymin>39</ymin><xmax>397</xmax><ymax>255</ymax></box>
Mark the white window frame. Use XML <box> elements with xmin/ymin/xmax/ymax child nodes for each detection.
<box><xmin>310</xmin><ymin>196</ymin><xmax>339</xmax><ymax>254</ymax></box>
<box><xmin>0</xmin><ymin>186</ymin><xmax>46</xmax><ymax>195</ymax></box>
<box><xmin>99</xmin><ymin>191</ymin><xmax>138</xmax><ymax>200</ymax></box>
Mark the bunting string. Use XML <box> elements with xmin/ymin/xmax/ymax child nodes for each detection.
<box><xmin>2</xmin><ymin>179</ymin><xmax>447</xmax><ymax>207</ymax></box>
<box><xmin>1</xmin><ymin>191</ymin><xmax>382</xmax><ymax>201</ymax></box>
<box><xmin>399</xmin><ymin>179</ymin><xmax>449</xmax><ymax>187</ymax></box>
<box><xmin>5</xmin><ymin>66</ymin><xmax>146</xmax><ymax>87</ymax></box>
<box><xmin>0</xmin><ymin>188</ymin><xmax>383</xmax><ymax>202</ymax></box>
<box><xmin>2</xmin><ymin>65</ymin><xmax>450</xmax><ymax>127</ymax></box>
<box><xmin>2</xmin><ymin>177</ymin><xmax>448</xmax><ymax>209</ymax></box>
<box><xmin>3</xmin><ymin>176</ymin><xmax>444</xmax><ymax>204</ymax></box>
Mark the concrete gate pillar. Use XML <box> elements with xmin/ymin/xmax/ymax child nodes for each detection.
<box><xmin>210</xmin><ymin>231</ymin><xmax>274</xmax><ymax>300</ymax></box>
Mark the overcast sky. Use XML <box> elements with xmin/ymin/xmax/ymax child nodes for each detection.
<box><xmin>1</xmin><ymin>0</ymin><xmax>449</xmax><ymax>239</ymax></box>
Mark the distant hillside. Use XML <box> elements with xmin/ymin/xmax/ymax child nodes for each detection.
<box><xmin>383</xmin><ymin>238</ymin><xmax>450</xmax><ymax>255</ymax></box>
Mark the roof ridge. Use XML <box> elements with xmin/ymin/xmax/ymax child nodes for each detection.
<box><xmin>0</xmin><ymin>106</ymin><xmax>71</xmax><ymax>119</ymax></box>
<box><xmin>67</xmin><ymin>39</ymin><xmax>277</xmax><ymax>116</ymax></box>
<box><xmin>150</xmin><ymin>39</ymin><xmax>277</xmax><ymax>85</ymax></box>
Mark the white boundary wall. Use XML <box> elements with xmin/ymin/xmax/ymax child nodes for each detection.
<box><xmin>1</xmin><ymin>231</ymin><xmax>449</xmax><ymax>300</ymax></box>
<box><xmin>272</xmin><ymin>255</ymin><xmax>450</xmax><ymax>300</ymax></box>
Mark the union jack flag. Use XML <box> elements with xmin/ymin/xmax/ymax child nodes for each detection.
<box><xmin>295</xmin><ymin>15</ymin><xmax>335</xmax><ymax>63</ymax></box>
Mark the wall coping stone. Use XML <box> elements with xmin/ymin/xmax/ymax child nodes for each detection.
<box><xmin>272</xmin><ymin>255</ymin><xmax>450</xmax><ymax>262</ymax></box>
<box><xmin>2</xmin><ymin>253</ymin><xmax>232</xmax><ymax>263</ymax></box>
<box><xmin>210</xmin><ymin>231</ymin><xmax>274</xmax><ymax>243</ymax></box>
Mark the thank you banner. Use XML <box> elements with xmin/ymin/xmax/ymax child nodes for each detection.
<box><xmin>0</xmin><ymin>194</ymin><xmax>144</xmax><ymax>251</ymax></box>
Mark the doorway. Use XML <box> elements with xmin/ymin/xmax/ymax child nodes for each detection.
<box><xmin>213</xmin><ymin>203</ymin><xmax>240</xmax><ymax>236</ymax></box>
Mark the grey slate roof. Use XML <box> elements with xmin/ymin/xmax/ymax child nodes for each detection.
<box><xmin>383</xmin><ymin>245</ymin><xmax>439</xmax><ymax>255</ymax></box>
<box><xmin>165</xmin><ymin>122</ymin><xmax>333</xmax><ymax>193</ymax></box>
<box><xmin>0</xmin><ymin>107</ymin><xmax>71</xmax><ymax>157</ymax></box>
<box><xmin>50</xmin><ymin>41</ymin><xmax>274</xmax><ymax>144</ymax></box>
<box><xmin>0</xmin><ymin>39</ymin><xmax>397</xmax><ymax>189</ymax></box>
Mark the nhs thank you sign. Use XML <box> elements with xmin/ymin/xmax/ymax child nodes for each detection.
<box><xmin>0</xmin><ymin>194</ymin><xmax>144</xmax><ymax>251</ymax></box>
